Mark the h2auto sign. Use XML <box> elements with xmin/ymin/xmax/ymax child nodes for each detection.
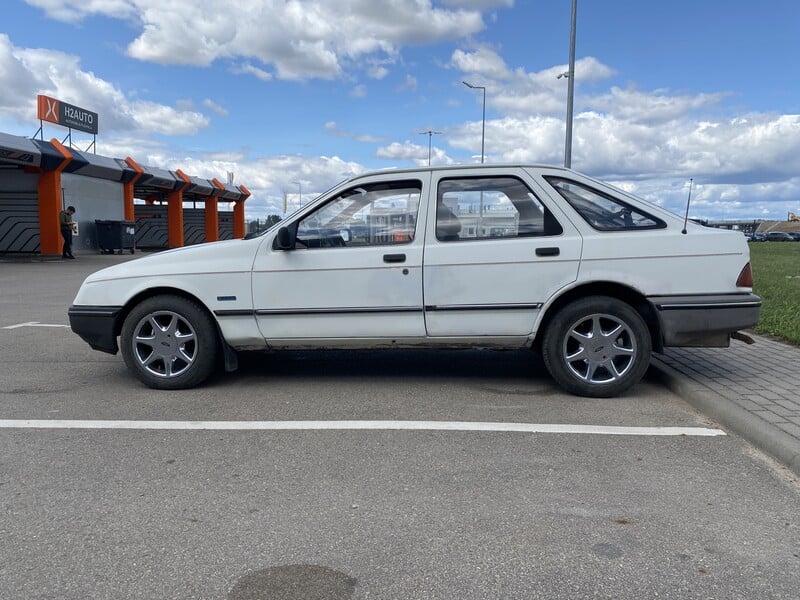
<box><xmin>37</xmin><ymin>94</ymin><xmax>98</xmax><ymax>135</ymax></box>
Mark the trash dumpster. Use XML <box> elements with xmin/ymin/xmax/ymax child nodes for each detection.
<box><xmin>95</xmin><ymin>220</ymin><xmax>136</xmax><ymax>254</ymax></box>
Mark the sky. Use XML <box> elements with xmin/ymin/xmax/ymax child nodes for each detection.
<box><xmin>2</xmin><ymin>0</ymin><xmax>799</xmax><ymax>221</ymax></box>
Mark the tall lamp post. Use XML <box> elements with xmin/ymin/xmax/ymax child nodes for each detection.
<box><xmin>561</xmin><ymin>0</ymin><xmax>578</xmax><ymax>168</ymax></box>
<box><xmin>462</xmin><ymin>81</ymin><xmax>486</xmax><ymax>163</ymax></box>
<box><xmin>419</xmin><ymin>130</ymin><xmax>441</xmax><ymax>166</ymax></box>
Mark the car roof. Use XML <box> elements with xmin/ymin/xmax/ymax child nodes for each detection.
<box><xmin>347</xmin><ymin>163</ymin><xmax>573</xmax><ymax>181</ymax></box>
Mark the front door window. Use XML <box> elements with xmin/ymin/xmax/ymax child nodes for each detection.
<box><xmin>297</xmin><ymin>180</ymin><xmax>421</xmax><ymax>248</ymax></box>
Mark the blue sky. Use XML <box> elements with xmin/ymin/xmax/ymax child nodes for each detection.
<box><xmin>2</xmin><ymin>0</ymin><xmax>799</xmax><ymax>220</ymax></box>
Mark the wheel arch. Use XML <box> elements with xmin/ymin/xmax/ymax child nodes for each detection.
<box><xmin>535</xmin><ymin>281</ymin><xmax>663</xmax><ymax>353</ymax></box>
<box><xmin>114</xmin><ymin>286</ymin><xmax>216</xmax><ymax>339</ymax></box>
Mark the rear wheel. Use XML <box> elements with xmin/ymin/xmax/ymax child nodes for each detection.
<box><xmin>542</xmin><ymin>296</ymin><xmax>651</xmax><ymax>397</ymax></box>
<box><xmin>120</xmin><ymin>295</ymin><xmax>219</xmax><ymax>390</ymax></box>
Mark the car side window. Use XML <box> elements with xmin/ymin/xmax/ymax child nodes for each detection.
<box><xmin>296</xmin><ymin>180</ymin><xmax>421</xmax><ymax>248</ymax></box>
<box><xmin>436</xmin><ymin>176</ymin><xmax>563</xmax><ymax>242</ymax></box>
<box><xmin>545</xmin><ymin>177</ymin><xmax>666</xmax><ymax>231</ymax></box>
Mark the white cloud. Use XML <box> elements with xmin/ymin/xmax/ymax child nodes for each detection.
<box><xmin>127</xmin><ymin>101</ymin><xmax>208</xmax><ymax>136</ymax></box>
<box><xmin>453</xmin><ymin>51</ymin><xmax>615</xmax><ymax>117</ymax></box>
<box><xmin>350</xmin><ymin>84</ymin><xmax>367</xmax><ymax>98</ymax></box>
<box><xmin>93</xmin><ymin>131</ymin><xmax>368</xmax><ymax>218</ymax></box>
<box><xmin>0</xmin><ymin>35</ymin><xmax>209</xmax><ymax>136</ymax></box>
<box><xmin>398</xmin><ymin>74</ymin><xmax>418</xmax><ymax>92</ymax></box>
<box><xmin>377</xmin><ymin>140</ymin><xmax>427</xmax><ymax>161</ymax></box>
<box><xmin>376</xmin><ymin>140</ymin><xmax>453</xmax><ymax>166</ymax></box>
<box><xmin>451</xmin><ymin>45</ymin><xmax>511</xmax><ymax>80</ymax></box>
<box><xmin>448</xmin><ymin>115</ymin><xmax>565</xmax><ymax>164</ymax></box>
<box><xmin>444</xmin><ymin>43</ymin><xmax>800</xmax><ymax>219</ymax></box>
<box><xmin>203</xmin><ymin>98</ymin><xmax>229</xmax><ymax>117</ymax></box>
<box><xmin>588</xmin><ymin>86</ymin><xmax>728</xmax><ymax>124</ymax></box>
<box><xmin>325</xmin><ymin>121</ymin><xmax>384</xmax><ymax>143</ymax></box>
<box><xmin>231</xmin><ymin>62</ymin><xmax>273</xmax><ymax>82</ymax></box>
<box><xmin>29</xmin><ymin>0</ymin><xmax>490</xmax><ymax>81</ymax></box>
<box><xmin>367</xmin><ymin>65</ymin><xmax>389</xmax><ymax>80</ymax></box>
<box><xmin>0</xmin><ymin>35</ymin><xmax>40</xmax><ymax>116</ymax></box>
<box><xmin>164</xmin><ymin>152</ymin><xmax>366</xmax><ymax>217</ymax></box>
<box><xmin>24</xmin><ymin>0</ymin><xmax>137</xmax><ymax>23</ymax></box>
<box><xmin>441</xmin><ymin>0</ymin><xmax>513</xmax><ymax>8</ymax></box>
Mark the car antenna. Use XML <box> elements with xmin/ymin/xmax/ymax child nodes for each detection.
<box><xmin>681</xmin><ymin>178</ymin><xmax>693</xmax><ymax>234</ymax></box>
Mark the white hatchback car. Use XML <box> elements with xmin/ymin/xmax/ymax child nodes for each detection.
<box><xmin>69</xmin><ymin>165</ymin><xmax>760</xmax><ymax>397</ymax></box>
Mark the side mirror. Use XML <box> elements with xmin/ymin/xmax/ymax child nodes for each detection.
<box><xmin>275</xmin><ymin>226</ymin><xmax>293</xmax><ymax>250</ymax></box>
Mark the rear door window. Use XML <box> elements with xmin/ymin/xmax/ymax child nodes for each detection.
<box><xmin>436</xmin><ymin>176</ymin><xmax>563</xmax><ymax>242</ymax></box>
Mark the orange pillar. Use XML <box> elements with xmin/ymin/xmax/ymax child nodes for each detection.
<box><xmin>168</xmin><ymin>170</ymin><xmax>191</xmax><ymax>248</ymax></box>
<box><xmin>123</xmin><ymin>157</ymin><xmax>144</xmax><ymax>221</ymax></box>
<box><xmin>234</xmin><ymin>185</ymin><xmax>250</xmax><ymax>239</ymax></box>
<box><xmin>37</xmin><ymin>139</ymin><xmax>73</xmax><ymax>256</ymax></box>
<box><xmin>233</xmin><ymin>201</ymin><xmax>246</xmax><ymax>239</ymax></box>
<box><xmin>205</xmin><ymin>193</ymin><xmax>219</xmax><ymax>242</ymax></box>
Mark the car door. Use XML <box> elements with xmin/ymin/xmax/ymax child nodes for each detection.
<box><xmin>422</xmin><ymin>168</ymin><xmax>582</xmax><ymax>338</ymax></box>
<box><xmin>252</xmin><ymin>175</ymin><xmax>429</xmax><ymax>345</ymax></box>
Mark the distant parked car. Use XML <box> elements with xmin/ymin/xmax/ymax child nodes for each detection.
<box><xmin>766</xmin><ymin>231</ymin><xmax>794</xmax><ymax>242</ymax></box>
<box><xmin>786</xmin><ymin>232</ymin><xmax>800</xmax><ymax>241</ymax></box>
<box><xmin>68</xmin><ymin>164</ymin><xmax>761</xmax><ymax>398</ymax></box>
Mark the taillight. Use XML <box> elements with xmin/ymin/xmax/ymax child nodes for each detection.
<box><xmin>736</xmin><ymin>262</ymin><xmax>754</xmax><ymax>287</ymax></box>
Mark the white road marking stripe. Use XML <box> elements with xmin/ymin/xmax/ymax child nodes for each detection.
<box><xmin>2</xmin><ymin>322</ymin><xmax>71</xmax><ymax>329</ymax></box>
<box><xmin>0</xmin><ymin>420</ymin><xmax>725</xmax><ymax>436</ymax></box>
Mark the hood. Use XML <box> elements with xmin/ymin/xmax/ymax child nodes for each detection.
<box><xmin>84</xmin><ymin>238</ymin><xmax>260</xmax><ymax>283</ymax></box>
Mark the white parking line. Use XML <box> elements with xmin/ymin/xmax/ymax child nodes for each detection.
<box><xmin>2</xmin><ymin>322</ymin><xmax>71</xmax><ymax>329</ymax></box>
<box><xmin>0</xmin><ymin>419</ymin><xmax>725</xmax><ymax>436</ymax></box>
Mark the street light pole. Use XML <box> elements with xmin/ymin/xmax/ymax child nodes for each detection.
<box><xmin>462</xmin><ymin>81</ymin><xmax>486</xmax><ymax>163</ymax></box>
<box><xmin>563</xmin><ymin>0</ymin><xmax>577</xmax><ymax>168</ymax></box>
<box><xmin>419</xmin><ymin>130</ymin><xmax>442</xmax><ymax>166</ymax></box>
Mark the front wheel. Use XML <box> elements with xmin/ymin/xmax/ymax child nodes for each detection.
<box><xmin>542</xmin><ymin>296</ymin><xmax>651</xmax><ymax>398</ymax></box>
<box><xmin>120</xmin><ymin>295</ymin><xmax>219</xmax><ymax>390</ymax></box>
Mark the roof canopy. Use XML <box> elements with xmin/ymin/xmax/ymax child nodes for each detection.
<box><xmin>0</xmin><ymin>132</ymin><xmax>42</xmax><ymax>168</ymax></box>
<box><xmin>64</xmin><ymin>147</ymin><xmax>130</xmax><ymax>181</ymax></box>
<box><xmin>0</xmin><ymin>131</ymin><xmax>249</xmax><ymax>202</ymax></box>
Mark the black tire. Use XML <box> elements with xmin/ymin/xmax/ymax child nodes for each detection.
<box><xmin>541</xmin><ymin>296</ymin><xmax>651</xmax><ymax>398</ymax></box>
<box><xmin>120</xmin><ymin>295</ymin><xmax>219</xmax><ymax>390</ymax></box>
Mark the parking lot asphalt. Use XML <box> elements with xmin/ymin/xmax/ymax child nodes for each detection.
<box><xmin>6</xmin><ymin>253</ymin><xmax>800</xmax><ymax>475</ymax></box>
<box><xmin>1</xmin><ymin>252</ymin><xmax>799</xmax><ymax>599</ymax></box>
<box><xmin>2</xmin><ymin>249</ymin><xmax>799</xmax><ymax>479</ymax></box>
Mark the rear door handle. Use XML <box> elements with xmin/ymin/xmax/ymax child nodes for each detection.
<box><xmin>536</xmin><ymin>247</ymin><xmax>560</xmax><ymax>257</ymax></box>
<box><xmin>383</xmin><ymin>253</ymin><xmax>406</xmax><ymax>263</ymax></box>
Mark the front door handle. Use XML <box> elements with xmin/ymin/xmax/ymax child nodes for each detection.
<box><xmin>383</xmin><ymin>253</ymin><xmax>406</xmax><ymax>263</ymax></box>
<box><xmin>536</xmin><ymin>247</ymin><xmax>560</xmax><ymax>257</ymax></box>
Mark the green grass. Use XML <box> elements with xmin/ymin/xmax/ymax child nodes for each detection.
<box><xmin>749</xmin><ymin>242</ymin><xmax>800</xmax><ymax>345</ymax></box>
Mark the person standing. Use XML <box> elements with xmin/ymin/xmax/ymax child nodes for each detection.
<box><xmin>59</xmin><ymin>205</ymin><xmax>76</xmax><ymax>259</ymax></box>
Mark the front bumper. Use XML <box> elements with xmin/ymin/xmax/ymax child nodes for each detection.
<box><xmin>68</xmin><ymin>305</ymin><xmax>123</xmax><ymax>354</ymax></box>
<box><xmin>649</xmin><ymin>293</ymin><xmax>761</xmax><ymax>348</ymax></box>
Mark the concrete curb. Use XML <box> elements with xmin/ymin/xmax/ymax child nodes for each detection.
<box><xmin>651</xmin><ymin>358</ymin><xmax>800</xmax><ymax>477</ymax></box>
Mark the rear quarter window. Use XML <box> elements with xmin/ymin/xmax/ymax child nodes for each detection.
<box><xmin>545</xmin><ymin>177</ymin><xmax>666</xmax><ymax>232</ymax></box>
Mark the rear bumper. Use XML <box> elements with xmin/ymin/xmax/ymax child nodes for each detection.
<box><xmin>649</xmin><ymin>293</ymin><xmax>761</xmax><ymax>348</ymax></box>
<box><xmin>68</xmin><ymin>305</ymin><xmax>123</xmax><ymax>354</ymax></box>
